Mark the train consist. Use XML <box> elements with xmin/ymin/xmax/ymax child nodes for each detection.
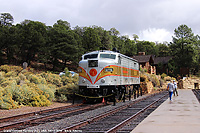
<box><xmin>78</xmin><ymin>49</ymin><xmax>140</xmax><ymax>101</ymax></box>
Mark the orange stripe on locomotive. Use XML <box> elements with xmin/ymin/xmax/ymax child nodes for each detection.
<box><xmin>78</xmin><ymin>65</ymin><xmax>139</xmax><ymax>85</ymax></box>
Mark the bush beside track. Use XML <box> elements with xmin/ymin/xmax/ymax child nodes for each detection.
<box><xmin>0</xmin><ymin>65</ymin><xmax>79</xmax><ymax>110</ymax></box>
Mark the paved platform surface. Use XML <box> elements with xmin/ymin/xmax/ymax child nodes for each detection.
<box><xmin>131</xmin><ymin>89</ymin><xmax>200</xmax><ymax>133</ymax></box>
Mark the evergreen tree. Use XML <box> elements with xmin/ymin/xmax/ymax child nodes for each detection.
<box><xmin>48</xmin><ymin>20</ymin><xmax>79</xmax><ymax>70</ymax></box>
<box><xmin>170</xmin><ymin>24</ymin><xmax>198</xmax><ymax>76</ymax></box>
<box><xmin>17</xmin><ymin>20</ymin><xmax>48</xmax><ymax>64</ymax></box>
<box><xmin>82</xmin><ymin>27</ymin><xmax>101</xmax><ymax>53</ymax></box>
<box><xmin>0</xmin><ymin>13</ymin><xmax>13</xmax><ymax>27</ymax></box>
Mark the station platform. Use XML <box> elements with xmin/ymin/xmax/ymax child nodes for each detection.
<box><xmin>131</xmin><ymin>89</ymin><xmax>200</xmax><ymax>133</ymax></box>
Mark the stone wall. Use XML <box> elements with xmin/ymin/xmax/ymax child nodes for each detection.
<box><xmin>140</xmin><ymin>77</ymin><xmax>200</xmax><ymax>93</ymax></box>
<box><xmin>140</xmin><ymin>81</ymin><xmax>154</xmax><ymax>94</ymax></box>
<box><xmin>178</xmin><ymin>77</ymin><xmax>200</xmax><ymax>89</ymax></box>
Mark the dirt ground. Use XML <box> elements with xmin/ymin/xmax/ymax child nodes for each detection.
<box><xmin>0</xmin><ymin>102</ymin><xmax>72</xmax><ymax>119</ymax></box>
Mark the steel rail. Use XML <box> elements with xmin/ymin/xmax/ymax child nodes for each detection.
<box><xmin>193</xmin><ymin>89</ymin><xmax>200</xmax><ymax>102</ymax></box>
<box><xmin>60</xmin><ymin>91</ymin><xmax>165</xmax><ymax>132</ymax></box>
<box><xmin>105</xmin><ymin>93</ymin><xmax>167</xmax><ymax>133</ymax></box>
<box><xmin>0</xmin><ymin>103</ymin><xmax>83</xmax><ymax>123</ymax></box>
<box><xmin>0</xmin><ymin>103</ymin><xmax>103</xmax><ymax>131</ymax></box>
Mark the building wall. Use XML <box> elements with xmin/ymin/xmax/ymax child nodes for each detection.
<box><xmin>140</xmin><ymin>62</ymin><xmax>156</xmax><ymax>74</ymax></box>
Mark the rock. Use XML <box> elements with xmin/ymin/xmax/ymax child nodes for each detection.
<box><xmin>178</xmin><ymin>77</ymin><xmax>200</xmax><ymax>89</ymax></box>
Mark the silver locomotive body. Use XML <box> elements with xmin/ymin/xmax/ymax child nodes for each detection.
<box><xmin>78</xmin><ymin>50</ymin><xmax>140</xmax><ymax>97</ymax></box>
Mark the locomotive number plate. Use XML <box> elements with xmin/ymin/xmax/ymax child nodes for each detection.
<box><xmin>87</xmin><ymin>85</ymin><xmax>100</xmax><ymax>88</ymax></box>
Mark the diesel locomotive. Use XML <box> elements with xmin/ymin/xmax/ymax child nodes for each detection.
<box><xmin>78</xmin><ymin>50</ymin><xmax>140</xmax><ymax>100</ymax></box>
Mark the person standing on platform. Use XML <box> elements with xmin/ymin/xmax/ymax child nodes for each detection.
<box><xmin>173</xmin><ymin>80</ymin><xmax>178</xmax><ymax>96</ymax></box>
<box><xmin>167</xmin><ymin>80</ymin><xmax>174</xmax><ymax>101</ymax></box>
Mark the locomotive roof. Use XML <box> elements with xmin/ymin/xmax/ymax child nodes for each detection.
<box><xmin>84</xmin><ymin>50</ymin><xmax>138</xmax><ymax>62</ymax></box>
<box><xmin>84</xmin><ymin>50</ymin><xmax>117</xmax><ymax>55</ymax></box>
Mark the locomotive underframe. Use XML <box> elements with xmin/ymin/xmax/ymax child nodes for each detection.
<box><xmin>79</xmin><ymin>84</ymin><xmax>140</xmax><ymax>101</ymax></box>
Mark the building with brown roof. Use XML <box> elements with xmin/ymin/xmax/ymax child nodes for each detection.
<box><xmin>132</xmin><ymin>52</ymin><xmax>156</xmax><ymax>74</ymax></box>
<box><xmin>154</xmin><ymin>56</ymin><xmax>173</xmax><ymax>74</ymax></box>
<box><xmin>132</xmin><ymin>52</ymin><xmax>173</xmax><ymax>75</ymax></box>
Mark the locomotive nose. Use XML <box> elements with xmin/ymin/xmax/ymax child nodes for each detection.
<box><xmin>89</xmin><ymin>68</ymin><xmax>97</xmax><ymax>77</ymax></box>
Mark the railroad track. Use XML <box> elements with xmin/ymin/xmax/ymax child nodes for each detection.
<box><xmin>193</xmin><ymin>89</ymin><xmax>200</xmax><ymax>102</ymax></box>
<box><xmin>61</xmin><ymin>91</ymin><xmax>168</xmax><ymax>132</ymax></box>
<box><xmin>0</xmin><ymin>103</ymin><xmax>105</xmax><ymax>131</ymax></box>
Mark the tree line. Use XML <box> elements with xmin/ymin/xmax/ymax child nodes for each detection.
<box><xmin>0</xmin><ymin>13</ymin><xmax>200</xmax><ymax>76</ymax></box>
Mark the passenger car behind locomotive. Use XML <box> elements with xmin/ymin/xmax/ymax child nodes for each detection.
<box><xmin>78</xmin><ymin>50</ymin><xmax>140</xmax><ymax>100</ymax></box>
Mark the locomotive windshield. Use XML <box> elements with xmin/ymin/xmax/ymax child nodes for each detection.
<box><xmin>88</xmin><ymin>60</ymin><xmax>98</xmax><ymax>67</ymax></box>
<box><xmin>100</xmin><ymin>54</ymin><xmax>116</xmax><ymax>59</ymax></box>
<box><xmin>84</xmin><ymin>54</ymin><xmax>98</xmax><ymax>60</ymax></box>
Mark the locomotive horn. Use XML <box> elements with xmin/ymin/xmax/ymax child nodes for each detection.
<box><xmin>100</xmin><ymin>47</ymin><xmax>107</xmax><ymax>51</ymax></box>
<box><xmin>112</xmin><ymin>47</ymin><xmax>117</xmax><ymax>52</ymax></box>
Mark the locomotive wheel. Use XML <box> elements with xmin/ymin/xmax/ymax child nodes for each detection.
<box><xmin>115</xmin><ymin>86</ymin><xmax>126</xmax><ymax>101</ymax></box>
<box><xmin>103</xmin><ymin>88</ymin><xmax>108</xmax><ymax>96</ymax></box>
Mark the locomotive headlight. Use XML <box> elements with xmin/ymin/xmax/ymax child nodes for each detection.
<box><xmin>77</xmin><ymin>68</ymin><xmax>82</xmax><ymax>73</ymax></box>
<box><xmin>82</xmin><ymin>79</ymin><xmax>86</xmax><ymax>83</ymax></box>
<box><xmin>101</xmin><ymin>79</ymin><xmax>105</xmax><ymax>83</ymax></box>
<box><xmin>104</xmin><ymin>68</ymin><xmax>113</xmax><ymax>72</ymax></box>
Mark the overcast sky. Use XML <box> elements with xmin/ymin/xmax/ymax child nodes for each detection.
<box><xmin>1</xmin><ymin>0</ymin><xmax>200</xmax><ymax>42</ymax></box>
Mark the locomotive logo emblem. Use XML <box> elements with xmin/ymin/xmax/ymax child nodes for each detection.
<box><xmin>89</xmin><ymin>69</ymin><xmax>97</xmax><ymax>77</ymax></box>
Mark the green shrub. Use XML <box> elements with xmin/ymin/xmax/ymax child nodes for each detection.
<box><xmin>141</xmin><ymin>73</ymin><xmax>161</xmax><ymax>87</ymax></box>
<box><xmin>0</xmin><ymin>65</ymin><xmax>79</xmax><ymax>109</ymax></box>
<box><xmin>18</xmin><ymin>73</ymin><xmax>26</xmax><ymax>80</ymax></box>
<box><xmin>1</xmin><ymin>82</ymin><xmax>52</xmax><ymax>108</ymax></box>
<box><xmin>0</xmin><ymin>72</ymin><xmax>5</xmax><ymax>83</ymax></box>
<box><xmin>0</xmin><ymin>65</ymin><xmax>23</xmax><ymax>73</ymax></box>
<box><xmin>0</xmin><ymin>65</ymin><xmax>11</xmax><ymax>73</ymax></box>
<box><xmin>150</xmin><ymin>74</ymin><xmax>160</xmax><ymax>87</ymax></box>
<box><xmin>14</xmin><ymin>84</ymin><xmax>36</xmax><ymax>105</ymax></box>
<box><xmin>10</xmin><ymin>66</ymin><xmax>23</xmax><ymax>72</ymax></box>
<box><xmin>161</xmin><ymin>73</ymin><xmax>167</xmax><ymax>79</ymax></box>
<box><xmin>1</xmin><ymin>78</ymin><xmax>14</xmax><ymax>87</ymax></box>
<box><xmin>55</xmin><ymin>84</ymin><xmax>79</xmax><ymax>100</ymax></box>
<box><xmin>17</xmin><ymin>84</ymin><xmax>51</xmax><ymax>107</ymax></box>
<box><xmin>64</xmin><ymin>67</ymin><xmax>71</xmax><ymax>76</ymax></box>
<box><xmin>61</xmin><ymin>73</ymin><xmax>78</xmax><ymax>86</ymax></box>
<box><xmin>5</xmin><ymin>71</ymin><xmax>17</xmax><ymax>77</ymax></box>
<box><xmin>56</xmin><ymin>94</ymin><xmax>68</xmax><ymax>102</ymax></box>
<box><xmin>1</xmin><ymin>101</ymin><xmax>13</xmax><ymax>110</ymax></box>
<box><xmin>37</xmin><ymin>84</ymin><xmax>55</xmax><ymax>101</ymax></box>
<box><xmin>61</xmin><ymin>76</ymin><xmax>71</xmax><ymax>85</ymax></box>
<box><xmin>1</xmin><ymin>91</ymin><xmax>19</xmax><ymax>110</ymax></box>
<box><xmin>164</xmin><ymin>76</ymin><xmax>171</xmax><ymax>81</ymax></box>
<box><xmin>140</xmin><ymin>73</ymin><xmax>148</xmax><ymax>82</ymax></box>
<box><xmin>40</xmin><ymin>72</ymin><xmax>62</xmax><ymax>87</ymax></box>
<box><xmin>29</xmin><ymin>74</ymin><xmax>40</xmax><ymax>84</ymax></box>
<box><xmin>25</xmin><ymin>74</ymin><xmax>47</xmax><ymax>85</ymax></box>
<box><xmin>31</xmin><ymin>95</ymin><xmax>51</xmax><ymax>107</ymax></box>
<box><xmin>160</xmin><ymin>79</ymin><xmax>164</xmax><ymax>87</ymax></box>
<box><xmin>72</xmin><ymin>74</ymin><xmax>79</xmax><ymax>84</ymax></box>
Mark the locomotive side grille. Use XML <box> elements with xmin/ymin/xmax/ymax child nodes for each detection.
<box><xmin>88</xmin><ymin>60</ymin><xmax>98</xmax><ymax>67</ymax></box>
